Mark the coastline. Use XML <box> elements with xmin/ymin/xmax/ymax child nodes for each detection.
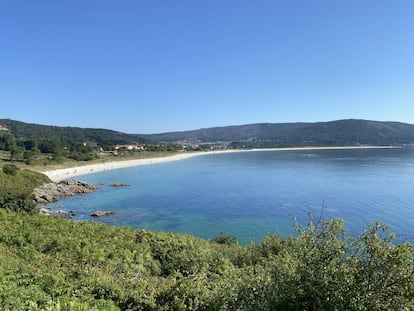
<box><xmin>42</xmin><ymin>146</ymin><xmax>396</xmax><ymax>182</ymax></box>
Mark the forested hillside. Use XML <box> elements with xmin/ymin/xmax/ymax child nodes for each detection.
<box><xmin>3</xmin><ymin>119</ymin><xmax>414</xmax><ymax>148</ymax></box>
<box><xmin>0</xmin><ymin>119</ymin><xmax>147</xmax><ymax>144</ymax></box>
<box><xmin>3</xmin><ymin>118</ymin><xmax>414</xmax><ymax>148</ymax></box>
<box><xmin>143</xmin><ymin>119</ymin><xmax>414</xmax><ymax>146</ymax></box>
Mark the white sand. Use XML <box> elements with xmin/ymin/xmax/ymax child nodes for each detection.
<box><xmin>42</xmin><ymin>146</ymin><xmax>395</xmax><ymax>182</ymax></box>
<box><xmin>43</xmin><ymin>152</ymin><xmax>208</xmax><ymax>182</ymax></box>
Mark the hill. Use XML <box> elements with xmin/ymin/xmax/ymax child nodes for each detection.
<box><xmin>0</xmin><ymin>119</ymin><xmax>147</xmax><ymax>145</ymax></box>
<box><xmin>2</xmin><ymin>118</ymin><xmax>414</xmax><ymax>147</ymax></box>
<box><xmin>142</xmin><ymin>119</ymin><xmax>414</xmax><ymax>146</ymax></box>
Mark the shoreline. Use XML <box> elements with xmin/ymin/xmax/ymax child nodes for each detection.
<box><xmin>42</xmin><ymin>146</ymin><xmax>397</xmax><ymax>182</ymax></box>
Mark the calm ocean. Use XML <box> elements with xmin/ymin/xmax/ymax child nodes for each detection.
<box><xmin>48</xmin><ymin>148</ymin><xmax>414</xmax><ymax>244</ymax></box>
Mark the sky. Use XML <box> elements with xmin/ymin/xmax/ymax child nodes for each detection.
<box><xmin>1</xmin><ymin>1</ymin><xmax>414</xmax><ymax>134</ymax></box>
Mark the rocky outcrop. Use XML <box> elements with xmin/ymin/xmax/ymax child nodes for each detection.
<box><xmin>39</xmin><ymin>208</ymin><xmax>76</xmax><ymax>218</ymax></box>
<box><xmin>39</xmin><ymin>208</ymin><xmax>52</xmax><ymax>216</ymax></box>
<box><xmin>33</xmin><ymin>180</ymin><xmax>98</xmax><ymax>204</ymax></box>
<box><xmin>108</xmin><ymin>183</ymin><xmax>130</xmax><ymax>187</ymax></box>
<box><xmin>91</xmin><ymin>210</ymin><xmax>116</xmax><ymax>217</ymax></box>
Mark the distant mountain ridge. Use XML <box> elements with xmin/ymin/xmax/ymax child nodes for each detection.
<box><xmin>2</xmin><ymin>118</ymin><xmax>414</xmax><ymax>147</ymax></box>
<box><xmin>141</xmin><ymin>119</ymin><xmax>414</xmax><ymax>147</ymax></box>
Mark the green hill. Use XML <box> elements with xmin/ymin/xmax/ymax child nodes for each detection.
<box><xmin>2</xmin><ymin>118</ymin><xmax>414</xmax><ymax>147</ymax></box>
<box><xmin>0</xmin><ymin>119</ymin><xmax>147</xmax><ymax>145</ymax></box>
<box><xmin>143</xmin><ymin>119</ymin><xmax>414</xmax><ymax>146</ymax></box>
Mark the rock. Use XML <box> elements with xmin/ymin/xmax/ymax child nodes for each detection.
<box><xmin>50</xmin><ymin>210</ymin><xmax>76</xmax><ymax>219</ymax></box>
<box><xmin>39</xmin><ymin>208</ymin><xmax>51</xmax><ymax>216</ymax></box>
<box><xmin>91</xmin><ymin>210</ymin><xmax>116</xmax><ymax>217</ymax></box>
<box><xmin>109</xmin><ymin>183</ymin><xmax>130</xmax><ymax>187</ymax></box>
<box><xmin>33</xmin><ymin>180</ymin><xmax>98</xmax><ymax>204</ymax></box>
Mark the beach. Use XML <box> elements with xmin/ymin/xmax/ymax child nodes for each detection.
<box><xmin>42</xmin><ymin>146</ymin><xmax>395</xmax><ymax>182</ymax></box>
<box><xmin>42</xmin><ymin>152</ymin><xmax>208</xmax><ymax>182</ymax></box>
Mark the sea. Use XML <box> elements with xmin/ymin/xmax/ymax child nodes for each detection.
<box><xmin>48</xmin><ymin>147</ymin><xmax>414</xmax><ymax>244</ymax></box>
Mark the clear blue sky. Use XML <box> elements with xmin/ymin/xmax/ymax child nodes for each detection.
<box><xmin>1</xmin><ymin>1</ymin><xmax>414</xmax><ymax>133</ymax></box>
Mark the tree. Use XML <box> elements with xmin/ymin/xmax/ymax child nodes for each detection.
<box><xmin>349</xmin><ymin>223</ymin><xmax>414</xmax><ymax>310</ymax></box>
<box><xmin>0</xmin><ymin>133</ymin><xmax>16</xmax><ymax>151</ymax></box>
<box><xmin>9</xmin><ymin>144</ymin><xmax>24</xmax><ymax>161</ymax></box>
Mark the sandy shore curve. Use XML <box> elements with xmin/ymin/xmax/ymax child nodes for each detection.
<box><xmin>43</xmin><ymin>152</ymin><xmax>208</xmax><ymax>182</ymax></box>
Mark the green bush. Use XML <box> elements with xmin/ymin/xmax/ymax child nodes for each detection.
<box><xmin>0</xmin><ymin>168</ymin><xmax>49</xmax><ymax>213</ymax></box>
<box><xmin>2</xmin><ymin>164</ymin><xmax>18</xmax><ymax>176</ymax></box>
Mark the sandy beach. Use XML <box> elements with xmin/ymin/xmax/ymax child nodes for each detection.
<box><xmin>43</xmin><ymin>152</ymin><xmax>209</xmax><ymax>182</ymax></box>
<box><xmin>42</xmin><ymin>146</ymin><xmax>395</xmax><ymax>182</ymax></box>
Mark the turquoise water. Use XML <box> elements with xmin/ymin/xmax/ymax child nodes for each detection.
<box><xmin>48</xmin><ymin>148</ymin><xmax>414</xmax><ymax>244</ymax></box>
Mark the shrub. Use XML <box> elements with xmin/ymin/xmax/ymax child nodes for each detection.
<box><xmin>2</xmin><ymin>164</ymin><xmax>18</xmax><ymax>176</ymax></box>
<box><xmin>212</xmin><ymin>232</ymin><xmax>237</xmax><ymax>245</ymax></box>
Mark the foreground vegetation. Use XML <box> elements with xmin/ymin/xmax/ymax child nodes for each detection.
<box><xmin>0</xmin><ymin>208</ymin><xmax>413</xmax><ymax>310</ymax></box>
<box><xmin>0</xmin><ymin>160</ymin><xmax>413</xmax><ymax>310</ymax></box>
